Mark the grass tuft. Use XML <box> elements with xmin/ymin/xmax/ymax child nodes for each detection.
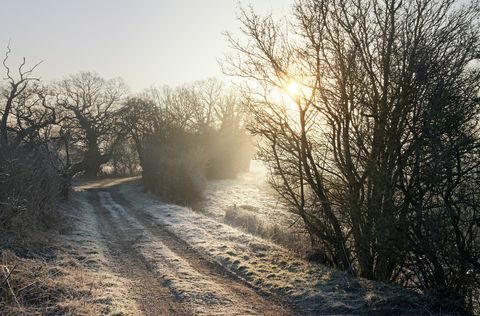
<box><xmin>224</xmin><ymin>205</ymin><xmax>310</xmax><ymax>255</ymax></box>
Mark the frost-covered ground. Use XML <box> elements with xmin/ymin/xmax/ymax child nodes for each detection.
<box><xmin>70</xmin><ymin>179</ymin><xmax>287</xmax><ymax>315</ymax></box>
<box><xmin>202</xmin><ymin>160</ymin><xmax>293</xmax><ymax>225</ymax></box>
<box><xmin>97</xmin><ymin>191</ymin><xmax>282</xmax><ymax>315</ymax></box>
<box><xmin>64</xmin><ymin>191</ymin><xmax>142</xmax><ymax>314</ymax></box>
<box><xmin>119</xmin><ymin>182</ymin><xmax>427</xmax><ymax>315</ymax></box>
<box><xmin>62</xmin><ymin>174</ymin><xmax>429</xmax><ymax>314</ymax></box>
<box><xmin>203</xmin><ymin>161</ymin><xmax>309</xmax><ymax>251</ymax></box>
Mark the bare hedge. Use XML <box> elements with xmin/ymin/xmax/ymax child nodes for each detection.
<box><xmin>0</xmin><ymin>145</ymin><xmax>64</xmax><ymax>245</ymax></box>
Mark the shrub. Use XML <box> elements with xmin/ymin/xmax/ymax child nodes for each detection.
<box><xmin>203</xmin><ymin>130</ymin><xmax>254</xmax><ymax>179</ymax></box>
<box><xmin>106</xmin><ymin>141</ymin><xmax>140</xmax><ymax>177</ymax></box>
<box><xmin>0</xmin><ymin>145</ymin><xmax>64</xmax><ymax>246</ymax></box>
<box><xmin>142</xmin><ymin>133</ymin><xmax>207</xmax><ymax>206</ymax></box>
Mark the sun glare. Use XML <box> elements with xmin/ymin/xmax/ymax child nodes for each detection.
<box><xmin>285</xmin><ymin>80</ymin><xmax>301</xmax><ymax>99</ymax></box>
<box><xmin>279</xmin><ymin>79</ymin><xmax>305</xmax><ymax>114</ymax></box>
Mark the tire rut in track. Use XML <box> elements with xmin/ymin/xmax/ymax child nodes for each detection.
<box><xmin>88</xmin><ymin>191</ymin><xmax>191</xmax><ymax>316</ymax></box>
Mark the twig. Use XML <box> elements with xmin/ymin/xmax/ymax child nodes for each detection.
<box><xmin>0</xmin><ymin>263</ymin><xmax>16</xmax><ymax>287</ymax></box>
<box><xmin>3</xmin><ymin>266</ymin><xmax>21</xmax><ymax>308</ymax></box>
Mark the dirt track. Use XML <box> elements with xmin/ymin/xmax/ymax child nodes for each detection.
<box><xmin>82</xmin><ymin>182</ymin><xmax>294</xmax><ymax>315</ymax></box>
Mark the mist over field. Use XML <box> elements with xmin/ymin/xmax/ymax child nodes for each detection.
<box><xmin>1</xmin><ymin>0</ymin><xmax>479</xmax><ymax>315</ymax></box>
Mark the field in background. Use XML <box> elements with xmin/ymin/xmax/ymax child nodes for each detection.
<box><xmin>201</xmin><ymin>160</ymin><xmax>310</xmax><ymax>254</ymax></box>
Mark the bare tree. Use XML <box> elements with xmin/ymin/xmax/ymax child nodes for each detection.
<box><xmin>118</xmin><ymin>96</ymin><xmax>160</xmax><ymax>172</ymax></box>
<box><xmin>118</xmin><ymin>80</ymin><xmax>253</xmax><ymax>202</ymax></box>
<box><xmin>226</xmin><ymin>0</ymin><xmax>480</xmax><ymax>311</ymax></box>
<box><xmin>57</xmin><ymin>72</ymin><xmax>128</xmax><ymax>177</ymax></box>
<box><xmin>0</xmin><ymin>48</ymin><xmax>65</xmax><ymax>239</ymax></box>
<box><xmin>0</xmin><ymin>46</ymin><xmax>56</xmax><ymax>148</ymax></box>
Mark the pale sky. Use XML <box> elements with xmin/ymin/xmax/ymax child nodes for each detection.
<box><xmin>0</xmin><ymin>0</ymin><xmax>292</xmax><ymax>91</ymax></box>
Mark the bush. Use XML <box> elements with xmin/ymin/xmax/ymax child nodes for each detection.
<box><xmin>0</xmin><ymin>145</ymin><xmax>64</xmax><ymax>246</ymax></box>
<box><xmin>142</xmin><ymin>133</ymin><xmax>207</xmax><ymax>206</ymax></box>
<box><xmin>140</xmin><ymin>121</ymin><xmax>254</xmax><ymax>206</ymax></box>
<box><xmin>107</xmin><ymin>140</ymin><xmax>140</xmax><ymax>177</ymax></box>
<box><xmin>203</xmin><ymin>130</ymin><xmax>254</xmax><ymax>179</ymax></box>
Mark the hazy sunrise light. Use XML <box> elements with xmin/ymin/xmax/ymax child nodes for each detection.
<box><xmin>1</xmin><ymin>1</ymin><xmax>479</xmax><ymax>315</ymax></box>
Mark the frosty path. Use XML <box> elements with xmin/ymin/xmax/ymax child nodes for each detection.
<box><xmin>71</xmin><ymin>178</ymin><xmax>425</xmax><ymax>315</ymax></box>
<box><xmin>75</xmin><ymin>179</ymin><xmax>292</xmax><ymax>315</ymax></box>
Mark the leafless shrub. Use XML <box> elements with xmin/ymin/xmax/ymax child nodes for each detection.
<box><xmin>107</xmin><ymin>140</ymin><xmax>140</xmax><ymax>177</ymax></box>
<box><xmin>0</xmin><ymin>48</ymin><xmax>68</xmax><ymax>247</ymax></box>
<box><xmin>203</xmin><ymin>130</ymin><xmax>254</xmax><ymax>179</ymax></box>
<box><xmin>142</xmin><ymin>133</ymin><xmax>207</xmax><ymax>206</ymax></box>
<box><xmin>0</xmin><ymin>146</ymin><xmax>64</xmax><ymax>246</ymax></box>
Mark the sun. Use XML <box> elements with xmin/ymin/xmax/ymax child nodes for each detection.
<box><xmin>284</xmin><ymin>80</ymin><xmax>301</xmax><ymax>100</ymax></box>
<box><xmin>269</xmin><ymin>79</ymin><xmax>308</xmax><ymax>114</ymax></box>
<box><xmin>280</xmin><ymin>79</ymin><xmax>304</xmax><ymax>114</ymax></box>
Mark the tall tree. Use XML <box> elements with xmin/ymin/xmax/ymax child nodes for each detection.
<box><xmin>117</xmin><ymin>96</ymin><xmax>159</xmax><ymax>171</ymax></box>
<box><xmin>57</xmin><ymin>72</ymin><xmax>128</xmax><ymax>177</ymax></box>
<box><xmin>226</xmin><ymin>0</ymin><xmax>480</xmax><ymax>311</ymax></box>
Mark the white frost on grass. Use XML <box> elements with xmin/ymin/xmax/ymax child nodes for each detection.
<box><xmin>204</xmin><ymin>161</ymin><xmax>310</xmax><ymax>255</ymax></box>
<box><xmin>120</xmin><ymin>183</ymin><xmax>424</xmax><ymax>315</ymax></box>
<box><xmin>203</xmin><ymin>161</ymin><xmax>293</xmax><ymax>226</ymax></box>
